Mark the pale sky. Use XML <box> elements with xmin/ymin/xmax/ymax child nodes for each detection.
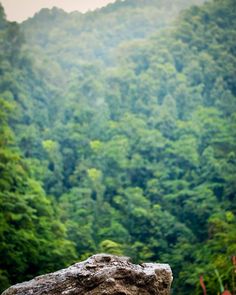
<box><xmin>1</xmin><ymin>0</ymin><xmax>117</xmax><ymax>22</ymax></box>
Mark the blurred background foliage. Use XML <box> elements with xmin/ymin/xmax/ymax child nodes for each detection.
<box><xmin>0</xmin><ymin>0</ymin><xmax>236</xmax><ymax>293</ymax></box>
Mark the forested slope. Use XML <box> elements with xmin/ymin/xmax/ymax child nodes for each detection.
<box><xmin>0</xmin><ymin>0</ymin><xmax>236</xmax><ymax>294</ymax></box>
<box><xmin>0</xmin><ymin>7</ymin><xmax>76</xmax><ymax>292</ymax></box>
<box><xmin>22</xmin><ymin>0</ymin><xmax>205</xmax><ymax>68</ymax></box>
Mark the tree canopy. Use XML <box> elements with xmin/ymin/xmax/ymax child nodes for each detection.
<box><xmin>0</xmin><ymin>0</ymin><xmax>235</xmax><ymax>293</ymax></box>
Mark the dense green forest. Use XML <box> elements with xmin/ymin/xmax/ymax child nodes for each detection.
<box><xmin>0</xmin><ymin>0</ymin><xmax>236</xmax><ymax>294</ymax></box>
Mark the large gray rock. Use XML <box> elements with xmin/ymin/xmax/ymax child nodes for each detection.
<box><xmin>2</xmin><ymin>254</ymin><xmax>172</xmax><ymax>295</ymax></box>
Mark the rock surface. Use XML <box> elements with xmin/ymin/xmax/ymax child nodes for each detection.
<box><xmin>2</xmin><ymin>254</ymin><xmax>172</xmax><ymax>295</ymax></box>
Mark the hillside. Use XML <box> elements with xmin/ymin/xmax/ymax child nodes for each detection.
<box><xmin>21</xmin><ymin>0</ymin><xmax>205</xmax><ymax>68</ymax></box>
<box><xmin>0</xmin><ymin>0</ymin><xmax>236</xmax><ymax>294</ymax></box>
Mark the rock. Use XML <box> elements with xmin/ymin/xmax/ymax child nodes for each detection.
<box><xmin>2</xmin><ymin>254</ymin><xmax>173</xmax><ymax>295</ymax></box>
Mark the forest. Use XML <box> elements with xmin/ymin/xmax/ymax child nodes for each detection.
<box><xmin>0</xmin><ymin>0</ymin><xmax>236</xmax><ymax>293</ymax></box>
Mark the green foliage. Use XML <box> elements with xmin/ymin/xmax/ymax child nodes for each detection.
<box><xmin>0</xmin><ymin>0</ymin><xmax>236</xmax><ymax>294</ymax></box>
<box><xmin>0</xmin><ymin>99</ymin><xmax>77</xmax><ymax>292</ymax></box>
<box><xmin>21</xmin><ymin>0</ymin><xmax>205</xmax><ymax>69</ymax></box>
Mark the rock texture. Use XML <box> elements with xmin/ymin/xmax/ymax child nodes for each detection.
<box><xmin>2</xmin><ymin>254</ymin><xmax>172</xmax><ymax>295</ymax></box>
